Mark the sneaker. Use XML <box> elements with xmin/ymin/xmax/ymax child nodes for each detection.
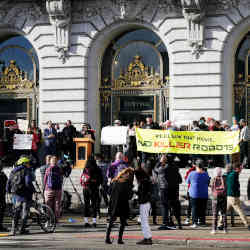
<box><xmin>210</xmin><ymin>230</ymin><xmax>216</xmax><ymax>235</ymax></box>
<box><xmin>184</xmin><ymin>218</ymin><xmax>190</xmax><ymax>225</ymax></box>
<box><xmin>158</xmin><ymin>225</ymin><xmax>168</xmax><ymax>230</ymax></box>
<box><xmin>218</xmin><ymin>225</ymin><xmax>224</xmax><ymax>231</ymax></box>
<box><xmin>190</xmin><ymin>224</ymin><xmax>198</xmax><ymax>228</ymax></box>
<box><xmin>136</xmin><ymin>238</ymin><xmax>152</xmax><ymax>245</ymax></box>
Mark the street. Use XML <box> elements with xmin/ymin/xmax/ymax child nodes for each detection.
<box><xmin>1</xmin><ymin>216</ymin><xmax>250</xmax><ymax>250</ymax></box>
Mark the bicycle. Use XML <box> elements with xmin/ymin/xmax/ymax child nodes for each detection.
<box><xmin>8</xmin><ymin>192</ymin><xmax>56</xmax><ymax>233</ymax></box>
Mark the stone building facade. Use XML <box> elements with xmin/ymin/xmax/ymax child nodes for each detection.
<box><xmin>1</xmin><ymin>0</ymin><xmax>250</xmax><ymax>207</ymax></box>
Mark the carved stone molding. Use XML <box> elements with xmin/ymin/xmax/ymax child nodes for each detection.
<box><xmin>181</xmin><ymin>0</ymin><xmax>207</xmax><ymax>58</ymax></box>
<box><xmin>46</xmin><ymin>0</ymin><xmax>71</xmax><ymax>63</ymax></box>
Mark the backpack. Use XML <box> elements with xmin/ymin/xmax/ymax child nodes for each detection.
<box><xmin>212</xmin><ymin>176</ymin><xmax>226</xmax><ymax>197</ymax></box>
<box><xmin>10</xmin><ymin>168</ymin><xmax>26</xmax><ymax>195</ymax></box>
<box><xmin>47</xmin><ymin>166</ymin><xmax>62</xmax><ymax>190</ymax></box>
<box><xmin>80</xmin><ymin>168</ymin><xmax>91</xmax><ymax>189</ymax></box>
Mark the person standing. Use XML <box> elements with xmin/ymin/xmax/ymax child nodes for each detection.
<box><xmin>6</xmin><ymin>156</ymin><xmax>36</xmax><ymax>235</ymax></box>
<box><xmin>164</xmin><ymin>155</ymin><xmax>183</xmax><ymax>229</ymax></box>
<box><xmin>135</xmin><ymin>163</ymin><xmax>153</xmax><ymax>245</ymax></box>
<box><xmin>40</xmin><ymin>155</ymin><xmax>52</xmax><ymax>189</ymax></box>
<box><xmin>0</xmin><ymin>160</ymin><xmax>8</xmax><ymax>232</ymax></box>
<box><xmin>186</xmin><ymin>158</ymin><xmax>210</xmax><ymax>228</ymax></box>
<box><xmin>62</xmin><ymin>120</ymin><xmax>77</xmax><ymax>161</ymax></box>
<box><xmin>154</xmin><ymin>154</ymin><xmax>172</xmax><ymax>230</ymax></box>
<box><xmin>43</xmin><ymin>121</ymin><xmax>57</xmax><ymax>157</ymax></box>
<box><xmin>105</xmin><ymin>167</ymin><xmax>134</xmax><ymax>244</ymax></box>
<box><xmin>239</xmin><ymin>119</ymin><xmax>248</xmax><ymax>167</ymax></box>
<box><xmin>80</xmin><ymin>157</ymin><xmax>103</xmax><ymax>227</ymax></box>
<box><xmin>210</xmin><ymin>167</ymin><xmax>227</xmax><ymax>234</ymax></box>
<box><xmin>226</xmin><ymin>163</ymin><xmax>250</xmax><ymax>230</ymax></box>
<box><xmin>44</xmin><ymin>155</ymin><xmax>63</xmax><ymax>223</ymax></box>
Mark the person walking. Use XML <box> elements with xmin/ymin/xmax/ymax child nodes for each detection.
<box><xmin>226</xmin><ymin>163</ymin><xmax>250</xmax><ymax>230</ymax></box>
<box><xmin>210</xmin><ymin>167</ymin><xmax>227</xmax><ymax>234</ymax></box>
<box><xmin>105</xmin><ymin>167</ymin><xmax>134</xmax><ymax>244</ymax></box>
<box><xmin>135</xmin><ymin>163</ymin><xmax>153</xmax><ymax>245</ymax></box>
<box><xmin>80</xmin><ymin>157</ymin><xmax>103</xmax><ymax>227</ymax></box>
<box><xmin>6</xmin><ymin>156</ymin><xmax>36</xmax><ymax>235</ymax></box>
<box><xmin>44</xmin><ymin>155</ymin><xmax>63</xmax><ymax>223</ymax></box>
<box><xmin>186</xmin><ymin>158</ymin><xmax>210</xmax><ymax>228</ymax></box>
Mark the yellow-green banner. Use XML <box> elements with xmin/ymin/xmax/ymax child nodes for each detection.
<box><xmin>135</xmin><ymin>128</ymin><xmax>240</xmax><ymax>155</ymax></box>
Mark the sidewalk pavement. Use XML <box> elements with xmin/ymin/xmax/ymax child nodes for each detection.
<box><xmin>59</xmin><ymin>215</ymin><xmax>250</xmax><ymax>248</ymax></box>
<box><xmin>1</xmin><ymin>215</ymin><xmax>250</xmax><ymax>249</ymax></box>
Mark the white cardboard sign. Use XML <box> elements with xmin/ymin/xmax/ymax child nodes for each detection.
<box><xmin>13</xmin><ymin>134</ymin><xmax>33</xmax><ymax>150</ymax></box>
<box><xmin>101</xmin><ymin>126</ymin><xmax>128</xmax><ymax>145</ymax></box>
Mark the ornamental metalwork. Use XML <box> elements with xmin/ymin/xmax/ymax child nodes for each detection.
<box><xmin>0</xmin><ymin>60</ymin><xmax>34</xmax><ymax>90</ymax></box>
<box><xmin>181</xmin><ymin>0</ymin><xmax>207</xmax><ymax>58</ymax></box>
<box><xmin>113</xmin><ymin>55</ymin><xmax>163</xmax><ymax>90</ymax></box>
<box><xmin>46</xmin><ymin>0</ymin><xmax>71</xmax><ymax>63</ymax></box>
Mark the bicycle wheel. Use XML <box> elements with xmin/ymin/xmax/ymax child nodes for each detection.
<box><xmin>37</xmin><ymin>204</ymin><xmax>56</xmax><ymax>233</ymax></box>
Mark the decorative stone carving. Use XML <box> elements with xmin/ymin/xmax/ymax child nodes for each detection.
<box><xmin>181</xmin><ymin>0</ymin><xmax>207</xmax><ymax>58</ymax></box>
<box><xmin>46</xmin><ymin>0</ymin><xmax>71</xmax><ymax>63</ymax></box>
<box><xmin>158</xmin><ymin>0</ymin><xmax>182</xmax><ymax>13</ymax></box>
<box><xmin>208</xmin><ymin>0</ymin><xmax>239</xmax><ymax>11</ymax></box>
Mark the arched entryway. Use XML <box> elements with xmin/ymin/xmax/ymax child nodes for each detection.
<box><xmin>0</xmin><ymin>34</ymin><xmax>39</xmax><ymax>135</ymax></box>
<box><xmin>99</xmin><ymin>28</ymin><xmax>169</xmax><ymax>127</ymax></box>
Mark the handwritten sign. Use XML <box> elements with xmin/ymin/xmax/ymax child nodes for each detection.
<box><xmin>13</xmin><ymin>134</ymin><xmax>33</xmax><ymax>150</ymax></box>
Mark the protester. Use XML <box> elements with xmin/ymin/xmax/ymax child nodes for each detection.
<box><xmin>43</xmin><ymin>120</ymin><xmax>57</xmax><ymax>156</ymax></box>
<box><xmin>184</xmin><ymin>163</ymin><xmax>196</xmax><ymax>225</ymax></box>
<box><xmin>239</xmin><ymin>119</ymin><xmax>248</xmax><ymax>167</ymax></box>
<box><xmin>105</xmin><ymin>167</ymin><xmax>134</xmax><ymax>244</ymax></box>
<box><xmin>186</xmin><ymin>158</ymin><xmax>210</xmax><ymax>228</ymax></box>
<box><xmin>80</xmin><ymin>157</ymin><xmax>103</xmax><ymax>227</ymax></box>
<box><xmin>6</xmin><ymin>156</ymin><xmax>36</xmax><ymax>235</ymax></box>
<box><xmin>62</xmin><ymin>120</ymin><xmax>77</xmax><ymax>160</ymax></box>
<box><xmin>95</xmin><ymin>153</ymin><xmax>109</xmax><ymax>209</ymax></box>
<box><xmin>135</xmin><ymin>163</ymin><xmax>153</xmax><ymax>245</ymax></box>
<box><xmin>164</xmin><ymin>154</ymin><xmax>183</xmax><ymax>229</ymax></box>
<box><xmin>40</xmin><ymin>155</ymin><xmax>52</xmax><ymax>189</ymax></box>
<box><xmin>210</xmin><ymin>167</ymin><xmax>227</xmax><ymax>234</ymax></box>
<box><xmin>154</xmin><ymin>154</ymin><xmax>174</xmax><ymax>230</ymax></box>
<box><xmin>0</xmin><ymin>159</ymin><xmax>8</xmax><ymax>232</ymax></box>
<box><xmin>44</xmin><ymin>155</ymin><xmax>63</xmax><ymax>223</ymax></box>
<box><xmin>226</xmin><ymin>163</ymin><xmax>250</xmax><ymax>230</ymax></box>
<box><xmin>231</xmin><ymin>118</ymin><xmax>239</xmax><ymax>131</ymax></box>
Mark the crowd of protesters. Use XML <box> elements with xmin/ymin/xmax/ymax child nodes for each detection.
<box><xmin>0</xmin><ymin>115</ymin><xmax>249</xmax><ymax>245</ymax></box>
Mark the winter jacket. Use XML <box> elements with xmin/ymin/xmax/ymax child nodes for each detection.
<box><xmin>226</xmin><ymin>170</ymin><xmax>240</xmax><ymax>197</ymax></box>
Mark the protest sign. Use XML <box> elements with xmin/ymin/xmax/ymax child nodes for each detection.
<box><xmin>4</xmin><ymin>120</ymin><xmax>16</xmax><ymax>128</ymax></box>
<box><xmin>17</xmin><ymin>119</ymin><xmax>29</xmax><ymax>132</ymax></box>
<box><xmin>101</xmin><ymin>126</ymin><xmax>128</xmax><ymax>145</ymax></box>
<box><xmin>136</xmin><ymin>128</ymin><xmax>240</xmax><ymax>155</ymax></box>
<box><xmin>13</xmin><ymin>134</ymin><xmax>33</xmax><ymax>150</ymax></box>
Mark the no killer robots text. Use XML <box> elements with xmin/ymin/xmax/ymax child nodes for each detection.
<box><xmin>138</xmin><ymin>140</ymin><xmax>234</xmax><ymax>152</ymax></box>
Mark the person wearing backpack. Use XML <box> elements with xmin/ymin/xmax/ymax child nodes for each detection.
<box><xmin>6</xmin><ymin>156</ymin><xmax>36</xmax><ymax>235</ymax></box>
<box><xmin>80</xmin><ymin>157</ymin><xmax>103</xmax><ymax>228</ymax></box>
<box><xmin>210</xmin><ymin>167</ymin><xmax>227</xmax><ymax>234</ymax></box>
<box><xmin>44</xmin><ymin>155</ymin><xmax>63</xmax><ymax>223</ymax></box>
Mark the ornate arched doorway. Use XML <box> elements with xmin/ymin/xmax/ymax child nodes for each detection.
<box><xmin>0</xmin><ymin>35</ymin><xmax>39</xmax><ymax>134</ymax></box>
<box><xmin>234</xmin><ymin>32</ymin><xmax>250</xmax><ymax>124</ymax></box>
<box><xmin>99</xmin><ymin>29</ymin><xmax>169</xmax><ymax>127</ymax></box>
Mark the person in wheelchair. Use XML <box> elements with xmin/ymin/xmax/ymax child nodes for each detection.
<box><xmin>6</xmin><ymin>156</ymin><xmax>36</xmax><ymax>236</ymax></box>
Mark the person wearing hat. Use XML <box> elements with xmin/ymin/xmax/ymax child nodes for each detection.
<box><xmin>114</xmin><ymin>120</ymin><xmax>121</xmax><ymax>126</ymax></box>
<box><xmin>6</xmin><ymin>156</ymin><xmax>36</xmax><ymax>235</ymax></box>
<box><xmin>239</xmin><ymin>119</ymin><xmax>248</xmax><ymax>167</ymax></box>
